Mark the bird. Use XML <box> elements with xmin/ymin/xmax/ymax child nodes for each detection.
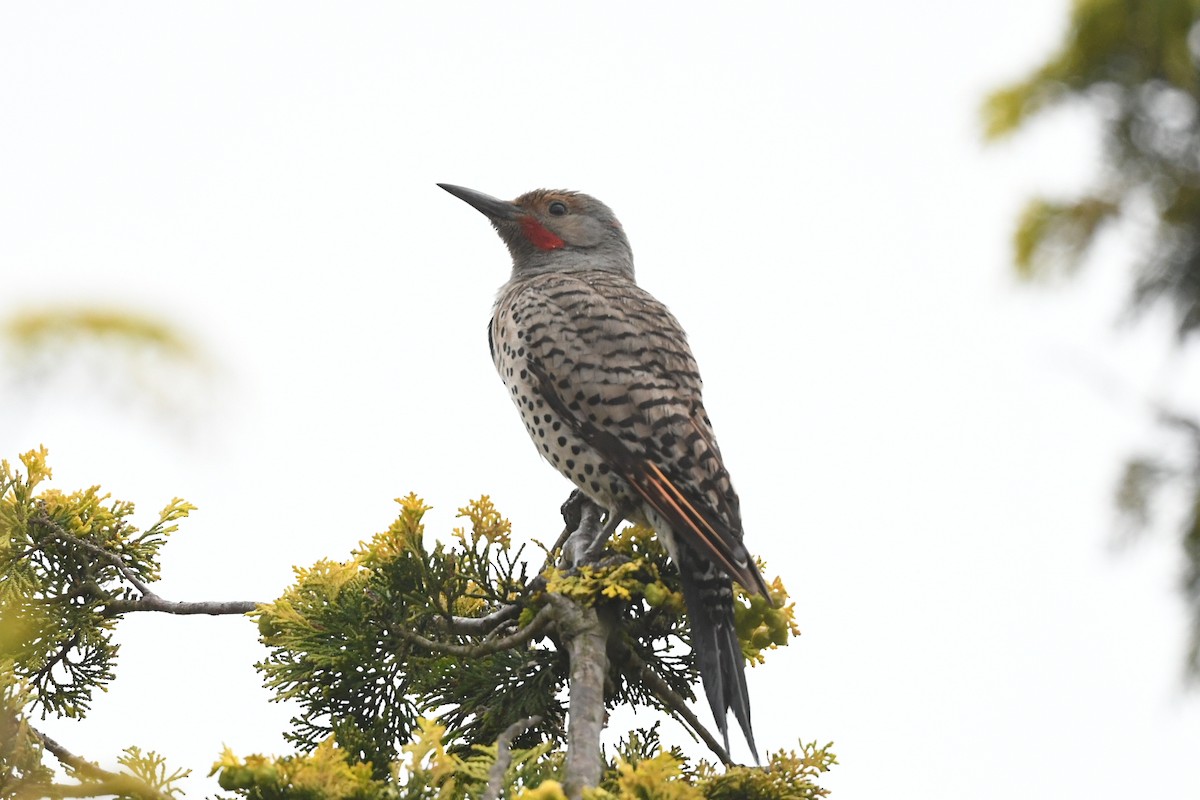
<box><xmin>438</xmin><ymin>183</ymin><xmax>771</xmax><ymax>762</ymax></box>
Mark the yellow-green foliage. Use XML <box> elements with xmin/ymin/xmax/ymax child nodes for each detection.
<box><xmin>1008</xmin><ymin>196</ymin><xmax>1119</xmax><ymax>280</ymax></box>
<box><xmin>216</xmin><ymin>719</ymin><xmax>562</xmax><ymax>800</ymax></box>
<box><xmin>214</xmin><ymin>738</ymin><xmax>385</xmax><ymax>800</ymax></box>
<box><xmin>253</xmin><ymin>494</ymin><xmax>554</xmax><ymax>775</ymax></box>
<box><xmin>0</xmin><ymin>447</ymin><xmax>193</xmax><ymax>717</ymax></box>
<box><xmin>735</xmin><ymin>573</ymin><xmax>800</xmax><ymax>666</ymax></box>
<box><xmin>216</xmin><ymin>725</ymin><xmax>834</xmax><ymax>800</ymax></box>
<box><xmin>2</xmin><ymin>449</ymin><xmax>828</xmax><ymax>800</ymax></box>
<box><xmin>540</xmin><ymin>524</ymin><xmax>684</xmax><ymax>614</ymax></box>
<box><xmin>0</xmin><ymin>663</ymin><xmax>52</xmax><ymax>799</ymax></box>
<box><xmin>981</xmin><ymin>0</ymin><xmax>1199</xmax><ymax>140</ymax></box>
<box><xmin>115</xmin><ymin>747</ymin><xmax>191</xmax><ymax>799</ymax></box>
<box><xmin>1</xmin><ymin>307</ymin><xmax>213</xmax><ymax>419</ymax></box>
<box><xmin>981</xmin><ymin>0</ymin><xmax>1200</xmax><ymax>285</ymax></box>
<box><xmin>698</xmin><ymin>742</ymin><xmax>837</xmax><ymax>800</ymax></box>
<box><xmin>587</xmin><ymin>752</ymin><xmax>704</xmax><ymax>800</ymax></box>
<box><xmin>254</xmin><ymin>494</ymin><xmax>803</xmax><ymax>778</ymax></box>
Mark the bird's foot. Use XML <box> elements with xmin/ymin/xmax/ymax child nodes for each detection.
<box><xmin>560</xmin><ymin>489</ymin><xmax>586</xmax><ymax>532</ymax></box>
<box><xmin>562</xmin><ymin>497</ymin><xmax>604</xmax><ymax>568</ymax></box>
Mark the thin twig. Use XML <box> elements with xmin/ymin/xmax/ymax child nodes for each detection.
<box><xmin>101</xmin><ymin>597</ymin><xmax>259</xmax><ymax>616</ymax></box>
<box><xmin>31</xmin><ymin>504</ymin><xmax>260</xmax><ymax>617</ymax></box>
<box><xmin>622</xmin><ymin>648</ymin><xmax>732</xmax><ymax>765</ymax></box>
<box><xmin>395</xmin><ymin>606</ymin><xmax>553</xmax><ymax>658</ymax></box>
<box><xmin>482</xmin><ymin>714</ymin><xmax>544</xmax><ymax>800</ymax></box>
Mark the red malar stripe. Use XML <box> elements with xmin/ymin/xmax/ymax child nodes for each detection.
<box><xmin>520</xmin><ymin>217</ymin><xmax>565</xmax><ymax>250</ymax></box>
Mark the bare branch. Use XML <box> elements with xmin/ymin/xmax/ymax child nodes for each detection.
<box><xmin>622</xmin><ymin>648</ymin><xmax>732</xmax><ymax>765</ymax></box>
<box><xmin>432</xmin><ymin>603</ymin><xmax>520</xmax><ymax>635</ymax></box>
<box><xmin>394</xmin><ymin>606</ymin><xmax>553</xmax><ymax>658</ymax></box>
<box><xmin>101</xmin><ymin>597</ymin><xmax>258</xmax><ymax>616</ymax></box>
<box><xmin>30</xmin><ymin>504</ymin><xmax>259</xmax><ymax>617</ymax></box>
<box><xmin>482</xmin><ymin>714</ymin><xmax>544</xmax><ymax>800</ymax></box>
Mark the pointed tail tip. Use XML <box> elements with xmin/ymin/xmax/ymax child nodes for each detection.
<box><xmin>743</xmin><ymin>726</ymin><xmax>761</xmax><ymax>766</ymax></box>
<box><xmin>731</xmin><ymin>697</ymin><xmax>759</xmax><ymax>765</ymax></box>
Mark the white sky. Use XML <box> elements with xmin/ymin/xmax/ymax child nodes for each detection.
<box><xmin>3</xmin><ymin>2</ymin><xmax>1200</xmax><ymax>797</ymax></box>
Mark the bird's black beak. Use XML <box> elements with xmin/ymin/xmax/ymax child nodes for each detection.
<box><xmin>437</xmin><ymin>183</ymin><xmax>522</xmax><ymax>222</ymax></box>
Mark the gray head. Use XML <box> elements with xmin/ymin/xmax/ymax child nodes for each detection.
<box><xmin>438</xmin><ymin>184</ymin><xmax>634</xmax><ymax>279</ymax></box>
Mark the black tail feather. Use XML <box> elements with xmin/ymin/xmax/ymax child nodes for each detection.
<box><xmin>678</xmin><ymin>548</ymin><xmax>759</xmax><ymax>764</ymax></box>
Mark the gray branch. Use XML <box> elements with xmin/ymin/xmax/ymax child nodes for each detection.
<box><xmin>482</xmin><ymin>714</ymin><xmax>544</xmax><ymax>800</ymax></box>
<box><xmin>394</xmin><ymin>606</ymin><xmax>553</xmax><ymax>658</ymax></box>
<box><xmin>553</xmin><ymin>592</ymin><xmax>611</xmax><ymax>800</ymax></box>
<box><xmin>552</xmin><ymin>494</ymin><xmax>618</xmax><ymax>800</ymax></box>
<box><xmin>101</xmin><ymin>597</ymin><xmax>259</xmax><ymax>616</ymax></box>
<box><xmin>433</xmin><ymin>603</ymin><xmax>521</xmax><ymax>635</ymax></box>
<box><xmin>31</xmin><ymin>504</ymin><xmax>260</xmax><ymax>617</ymax></box>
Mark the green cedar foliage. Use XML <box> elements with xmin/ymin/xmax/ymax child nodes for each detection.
<box><xmin>0</xmin><ymin>448</ymin><xmax>193</xmax><ymax>799</ymax></box>
<box><xmin>1</xmin><ymin>448</ymin><xmax>828</xmax><ymax>798</ymax></box>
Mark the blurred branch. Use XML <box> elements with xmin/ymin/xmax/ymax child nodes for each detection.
<box><xmin>27</xmin><ymin>728</ymin><xmax>169</xmax><ymax>800</ymax></box>
<box><xmin>482</xmin><ymin>714</ymin><xmax>543</xmax><ymax>800</ymax></box>
<box><xmin>3</xmin><ymin>309</ymin><xmax>196</xmax><ymax>360</ymax></box>
<box><xmin>0</xmin><ymin>305</ymin><xmax>217</xmax><ymax>425</ymax></box>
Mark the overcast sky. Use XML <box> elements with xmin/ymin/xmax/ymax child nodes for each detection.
<box><xmin>3</xmin><ymin>2</ymin><xmax>1200</xmax><ymax>798</ymax></box>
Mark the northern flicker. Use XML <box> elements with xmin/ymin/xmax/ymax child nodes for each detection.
<box><xmin>438</xmin><ymin>183</ymin><xmax>771</xmax><ymax>761</ymax></box>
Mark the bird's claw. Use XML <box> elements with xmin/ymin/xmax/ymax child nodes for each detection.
<box><xmin>560</xmin><ymin>489</ymin><xmax>585</xmax><ymax>531</ymax></box>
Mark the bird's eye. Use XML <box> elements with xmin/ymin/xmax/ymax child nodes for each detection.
<box><xmin>548</xmin><ymin>200</ymin><xmax>568</xmax><ymax>216</ymax></box>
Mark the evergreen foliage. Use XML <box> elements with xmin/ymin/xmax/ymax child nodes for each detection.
<box><xmin>0</xmin><ymin>448</ymin><xmax>828</xmax><ymax>799</ymax></box>
<box><xmin>984</xmin><ymin>0</ymin><xmax>1200</xmax><ymax>674</ymax></box>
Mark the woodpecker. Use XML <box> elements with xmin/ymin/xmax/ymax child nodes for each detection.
<box><xmin>438</xmin><ymin>183</ymin><xmax>771</xmax><ymax>761</ymax></box>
